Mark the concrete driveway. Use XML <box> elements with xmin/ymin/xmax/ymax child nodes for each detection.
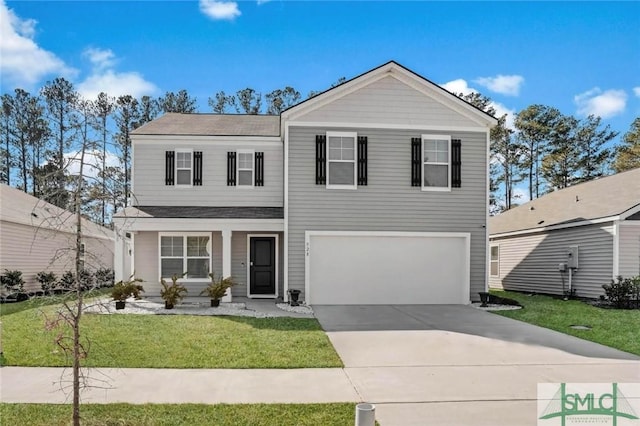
<box><xmin>314</xmin><ymin>305</ymin><xmax>640</xmax><ymax>426</ymax></box>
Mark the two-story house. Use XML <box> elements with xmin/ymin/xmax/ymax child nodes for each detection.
<box><xmin>113</xmin><ymin>61</ymin><xmax>497</xmax><ymax>305</ymax></box>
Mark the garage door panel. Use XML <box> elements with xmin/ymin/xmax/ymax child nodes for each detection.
<box><xmin>307</xmin><ymin>233</ymin><xmax>469</xmax><ymax>305</ymax></box>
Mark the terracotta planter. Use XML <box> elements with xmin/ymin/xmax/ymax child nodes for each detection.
<box><xmin>115</xmin><ymin>301</ymin><xmax>125</xmax><ymax>310</ymax></box>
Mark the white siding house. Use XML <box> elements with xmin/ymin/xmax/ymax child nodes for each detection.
<box><xmin>489</xmin><ymin>168</ymin><xmax>640</xmax><ymax>298</ymax></box>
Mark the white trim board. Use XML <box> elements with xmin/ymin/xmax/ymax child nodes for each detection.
<box><xmin>133</xmin><ymin>135</ymin><xmax>282</xmax><ymax>145</ymax></box>
<box><xmin>286</xmin><ymin>121</ymin><xmax>488</xmax><ymax>133</ymax></box>
<box><xmin>114</xmin><ymin>218</ymin><xmax>284</xmax><ymax>233</ymax></box>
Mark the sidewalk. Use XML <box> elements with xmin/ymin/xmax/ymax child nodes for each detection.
<box><xmin>0</xmin><ymin>367</ymin><xmax>359</xmax><ymax>404</ymax></box>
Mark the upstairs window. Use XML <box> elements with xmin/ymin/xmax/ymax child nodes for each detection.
<box><xmin>422</xmin><ymin>135</ymin><xmax>451</xmax><ymax>191</ymax></box>
<box><xmin>237</xmin><ymin>151</ymin><xmax>254</xmax><ymax>187</ymax></box>
<box><xmin>490</xmin><ymin>245</ymin><xmax>499</xmax><ymax>277</ymax></box>
<box><xmin>176</xmin><ymin>150</ymin><xmax>192</xmax><ymax>185</ymax></box>
<box><xmin>327</xmin><ymin>131</ymin><xmax>357</xmax><ymax>189</ymax></box>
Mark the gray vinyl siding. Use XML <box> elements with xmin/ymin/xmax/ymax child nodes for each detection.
<box><xmin>489</xmin><ymin>223</ymin><xmax>614</xmax><ymax>299</ymax></box>
<box><xmin>0</xmin><ymin>220</ymin><xmax>113</xmax><ymax>293</ymax></box>
<box><xmin>132</xmin><ymin>141</ymin><xmax>283</xmax><ymax>207</ymax></box>
<box><xmin>298</xmin><ymin>76</ymin><xmax>479</xmax><ymax>128</ymax></box>
<box><xmin>287</xmin><ymin>126</ymin><xmax>488</xmax><ymax>301</ymax></box>
<box><xmin>618</xmin><ymin>223</ymin><xmax>640</xmax><ymax>277</ymax></box>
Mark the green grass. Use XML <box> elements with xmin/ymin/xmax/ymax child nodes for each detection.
<box><xmin>0</xmin><ymin>403</ymin><xmax>358</xmax><ymax>426</ymax></box>
<box><xmin>490</xmin><ymin>290</ymin><xmax>640</xmax><ymax>356</ymax></box>
<box><xmin>0</xmin><ymin>288</ymin><xmax>111</xmax><ymax>316</ymax></box>
<box><xmin>1</xmin><ymin>302</ymin><xmax>342</xmax><ymax>368</ymax></box>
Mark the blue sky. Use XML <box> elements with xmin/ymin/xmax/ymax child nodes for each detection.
<box><xmin>1</xmin><ymin>1</ymin><xmax>639</xmax><ymax>141</ymax></box>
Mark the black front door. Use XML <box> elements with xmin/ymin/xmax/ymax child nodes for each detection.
<box><xmin>250</xmin><ymin>237</ymin><xmax>276</xmax><ymax>295</ymax></box>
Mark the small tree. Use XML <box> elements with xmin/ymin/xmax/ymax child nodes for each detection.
<box><xmin>1</xmin><ymin>269</ymin><xmax>25</xmax><ymax>293</ymax></box>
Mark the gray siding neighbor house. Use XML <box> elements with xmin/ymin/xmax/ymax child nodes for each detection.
<box><xmin>0</xmin><ymin>184</ymin><xmax>114</xmax><ymax>293</ymax></box>
<box><xmin>113</xmin><ymin>61</ymin><xmax>497</xmax><ymax>304</ymax></box>
<box><xmin>488</xmin><ymin>168</ymin><xmax>640</xmax><ymax>299</ymax></box>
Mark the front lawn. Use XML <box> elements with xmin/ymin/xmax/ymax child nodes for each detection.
<box><xmin>1</xmin><ymin>303</ymin><xmax>342</xmax><ymax>368</ymax></box>
<box><xmin>0</xmin><ymin>403</ymin><xmax>357</xmax><ymax>426</ymax></box>
<box><xmin>490</xmin><ymin>290</ymin><xmax>640</xmax><ymax>356</ymax></box>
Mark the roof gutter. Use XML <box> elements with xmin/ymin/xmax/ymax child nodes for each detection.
<box><xmin>490</xmin><ymin>215</ymin><xmax>621</xmax><ymax>239</ymax></box>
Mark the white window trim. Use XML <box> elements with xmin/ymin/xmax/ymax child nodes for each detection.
<box><xmin>422</xmin><ymin>134</ymin><xmax>451</xmax><ymax>192</ymax></box>
<box><xmin>158</xmin><ymin>232</ymin><xmax>212</xmax><ymax>281</ymax></box>
<box><xmin>326</xmin><ymin>131</ymin><xmax>358</xmax><ymax>190</ymax></box>
<box><xmin>175</xmin><ymin>149</ymin><xmax>193</xmax><ymax>187</ymax></box>
<box><xmin>236</xmin><ymin>149</ymin><xmax>255</xmax><ymax>188</ymax></box>
<box><xmin>490</xmin><ymin>244</ymin><xmax>500</xmax><ymax>277</ymax></box>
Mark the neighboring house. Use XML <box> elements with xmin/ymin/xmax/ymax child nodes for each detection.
<box><xmin>0</xmin><ymin>184</ymin><xmax>115</xmax><ymax>293</ymax></box>
<box><xmin>113</xmin><ymin>61</ymin><xmax>497</xmax><ymax>305</ymax></box>
<box><xmin>488</xmin><ymin>168</ymin><xmax>640</xmax><ymax>299</ymax></box>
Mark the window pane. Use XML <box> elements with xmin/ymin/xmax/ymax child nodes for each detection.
<box><xmin>177</xmin><ymin>152</ymin><xmax>191</xmax><ymax>168</ymax></box>
<box><xmin>238</xmin><ymin>153</ymin><xmax>253</xmax><ymax>168</ymax></box>
<box><xmin>177</xmin><ymin>169</ymin><xmax>191</xmax><ymax>185</ymax></box>
<box><xmin>161</xmin><ymin>258</ymin><xmax>183</xmax><ymax>278</ymax></box>
<box><xmin>341</xmin><ymin>137</ymin><xmax>354</xmax><ymax>150</ymax></box>
<box><xmin>424</xmin><ymin>164</ymin><xmax>448</xmax><ymax>187</ymax></box>
<box><xmin>490</xmin><ymin>261</ymin><xmax>498</xmax><ymax>276</ymax></box>
<box><xmin>187</xmin><ymin>236</ymin><xmax>209</xmax><ymax>257</ymax></box>
<box><xmin>161</xmin><ymin>236</ymin><xmax>182</xmax><ymax>256</ymax></box>
<box><xmin>490</xmin><ymin>246</ymin><xmax>499</xmax><ymax>260</ymax></box>
<box><xmin>328</xmin><ymin>137</ymin><xmax>341</xmax><ymax>148</ymax></box>
<box><xmin>436</xmin><ymin>151</ymin><xmax>448</xmax><ymax>163</ymax></box>
<box><xmin>328</xmin><ymin>148</ymin><xmax>342</xmax><ymax>160</ymax></box>
<box><xmin>187</xmin><ymin>258</ymin><xmax>209</xmax><ymax>278</ymax></box>
<box><xmin>424</xmin><ymin>139</ymin><xmax>437</xmax><ymax>152</ymax></box>
<box><xmin>342</xmin><ymin>147</ymin><xmax>354</xmax><ymax>161</ymax></box>
<box><xmin>238</xmin><ymin>170</ymin><xmax>253</xmax><ymax>186</ymax></box>
<box><xmin>328</xmin><ymin>162</ymin><xmax>354</xmax><ymax>185</ymax></box>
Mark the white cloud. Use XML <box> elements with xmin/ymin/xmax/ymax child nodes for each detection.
<box><xmin>199</xmin><ymin>0</ymin><xmax>241</xmax><ymax>20</ymax></box>
<box><xmin>77</xmin><ymin>48</ymin><xmax>158</xmax><ymax>99</ymax></box>
<box><xmin>633</xmin><ymin>87</ymin><xmax>640</xmax><ymax>98</ymax></box>
<box><xmin>440</xmin><ymin>78</ymin><xmax>516</xmax><ymax>129</ymax></box>
<box><xmin>83</xmin><ymin>47</ymin><xmax>117</xmax><ymax>71</ymax></box>
<box><xmin>0</xmin><ymin>0</ymin><xmax>77</xmax><ymax>87</ymax></box>
<box><xmin>474</xmin><ymin>74</ymin><xmax>524</xmax><ymax>96</ymax></box>
<box><xmin>257</xmin><ymin>0</ymin><xmax>271</xmax><ymax>5</ymax></box>
<box><xmin>574</xmin><ymin>87</ymin><xmax>627</xmax><ymax>118</ymax></box>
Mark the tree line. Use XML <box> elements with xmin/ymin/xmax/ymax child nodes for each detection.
<box><xmin>1</xmin><ymin>77</ymin><xmax>638</xmax><ymax>223</ymax></box>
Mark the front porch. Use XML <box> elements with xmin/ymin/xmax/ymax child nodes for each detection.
<box><xmin>113</xmin><ymin>206</ymin><xmax>284</xmax><ymax>302</ymax></box>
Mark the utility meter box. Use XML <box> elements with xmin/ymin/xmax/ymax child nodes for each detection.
<box><xmin>558</xmin><ymin>263</ymin><xmax>567</xmax><ymax>272</ymax></box>
<box><xmin>567</xmin><ymin>246</ymin><xmax>579</xmax><ymax>269</ymax></box>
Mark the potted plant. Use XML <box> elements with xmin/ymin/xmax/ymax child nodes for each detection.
<box><xmin>201</xmin><ymin>272</ymin><xmax>235</xmax><ymax>307</ymax></box>
<box><xmin>111</xmin><ymin>275</ymin><xmax>144</xmax><ymax>310</ymax></box>
<box><xmin>160</xmin><ymin>273</ymin><xmax>188</xmax><ymax>309</ymax></box>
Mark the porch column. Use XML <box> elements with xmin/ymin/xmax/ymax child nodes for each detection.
<box><xmin>221</xmin><ymin>229</ymin><xmax>232</xmax><ymax>302</ymax></box>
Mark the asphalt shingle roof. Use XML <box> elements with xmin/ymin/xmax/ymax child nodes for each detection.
<box><xmin>131</xmin><ymin>113</ymin><xmax>281</xmax><ymax>137</ymax></box>
<box><xmin>489</xmin><ymin>168</ymin><xmax>640</xmax><ymax>235</ymax></box>
<box><xmin>131</xmin><ymin>206</ymin><xmax>284</xmax><ymax>219</ymax></box>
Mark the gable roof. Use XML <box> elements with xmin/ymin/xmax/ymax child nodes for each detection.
<box><xmin>489</xmin><ymin>168</ymin><xmax>640</xmax><ymax>236</ymax></box>
<box><xmin>281</xmin><ymin>60</ymin><xmax>499</xmax><ymax>127</ymax></box>
<box><xmin>0</xmin><ymin>184</ymin><xmax>113</xmax><ymax>240</ymax></box>
<box><xmin>132</xmin><ymin>113</ymin><xmax>280</xmax><ymax>137</ymax></box>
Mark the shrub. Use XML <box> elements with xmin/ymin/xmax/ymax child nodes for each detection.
<box><xmin>1</xmin><ymin>269</ymin><xmax>25</xmax><ymax>293</ymax></box>
<box><xmin>36</xmin><ymin>271</ymin><xmax>57</xmax><ymax>293</ymax></box>
<box><xmin>78</xmin><ymin>269</ymin><xmax>94</xmax><ymax>291</ymax></box>
<box><xmin>58</xmin><ymin>271</ymin><xmax>76</xmax><ymax>290</ymax></box>
<box><xmin>602</xmin><ymin>276</ymin><xmax>634</xmax><ymax>309</ymax></box>
<box><xmin>111</xmin><ymin>276</ymin><xmax>144</xmax><ymax>301</ymax></box>
<box><xmin>94</xmin><ymin>268</ymin><xmax>114</xmax><ymax>288</ymax></box>
<box><xmin>160</xmin><ymin>273</ymin><xmax>188</xmax><ymax>308</ymax></box>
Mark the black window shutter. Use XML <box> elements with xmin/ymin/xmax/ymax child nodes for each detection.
<box><xmin>315</xmin><ymin>135</ymin><xmax>326</xmax><ymax>185</ymax></box>
<box><xmin>411</xmin><ymin>138</ymin><xmax>421</xmax><ymax>187</ymax></box>
<box><xmin>357</xmin><ymin>136</ymin><xmax>368</xmax><ymax>185</ymax></box>
<box><xmin>193</xmin><ymin>151</ymin><xmax>203</xmax><ymax>186</ymax></box>
<box><xmin>227</xmin><ymin>152</ymin><xmax>236</xmax><ymax>186</ymax></box>
<box><xmin>255</xmin><ymin>152</ymin><xmax>264</xmax><ymax>186</ymax></box>
<box><xmin>451</xmin><ymin>139</ymin><xmax>462</xmax><ymax>188</ymax></box>
<box><xmin>165</xmin><ymin>151</ymin><xmax>175</xmax><ymax>185</ymax></box>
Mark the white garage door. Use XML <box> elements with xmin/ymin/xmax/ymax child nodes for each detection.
<box><xmin>306</xmin><ymin>231</ymin><xmax>470</xmax><ymax>305</ymax></box>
